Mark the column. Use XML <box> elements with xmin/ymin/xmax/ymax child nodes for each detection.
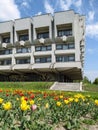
<box><xmin>10</xmin><ymin>31</ymin><xmax>13</xmax><ymax>44</ymax></box>
<box><xmin>52</xmin><ymin>43</ymin><xmax>56</xmax><ymax>63</ymax></box>
<box><xmin>15</xmin><ymin>31</ymin><xmax>18</xmax><ymax>42</ymax></box>
<box><xmin>29</xmin><ymin>24</ymin><xmax>32</xmax><ymax>42</ymax></box>
<box><xmin>33</xmin><ymin>28</ymin><xmax>36</xmax><ymax>40</ymax></box>
<box><xmin>12</xmin><ymin>48</ymin><xmax>16</xmax><ymax>65</ymax></box>
<box><xmin>31</xmin><ymin>46</ymin><xmax>35</xmax><ymax>64</ymax></box>
<box><xmin>0</xmin><ymin>35</ymin><xmax>2</xmax><ymax>44</ymax></box>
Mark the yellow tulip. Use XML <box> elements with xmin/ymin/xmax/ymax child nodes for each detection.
<box><xmin>68</xmin><ymin>98</ymin><xmax>74</xmax><ymax>102</ymax></box>
<box><xmin>95</xmin><ymin>100</ymin><xmax>98</xmax><ymax>106</ymax></box>
<box><xmin>45</xmin><ymin>103</ymin><xmax>49</xmax><ymax>108</ymax></box>
<box><xmin>74</xmin><ymin>98</ymin><xmax>79</xmax><ymax>102</ymax></box>
<box><xmin>56</xmin><ymin>101</ymin><xmax>61</xmax><ymax>106</ymax></box>
<box><xmin>29</xmin><ymin>100</ymin><xmax>34</xmax><ymax>105</ymax></box>
<box><xmin>0</xmin><ymin>98</ymin><xmax>3</xmax><ymax>104</ymax></box>
<box><xmin>3</xmin><ymin>102</ymin><xmax>12</xmax><ymax>110</ymax></box>
<box><xmin>20</xmin><ymin>102</ymin><xmax>30</xmax><ymax>111</ymax></box>
<box><xmin>64</xmin><ymin>100</ymin><xmax>69</xmax><ymax>104</ymax></box>
<box><xmin>60</xmin><ymin>95</ymin><xmax>63</xmax><ymax>99</ymax></box>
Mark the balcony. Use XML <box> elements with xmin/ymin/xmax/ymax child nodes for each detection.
<box><xmin>56</xmin><ymin>54</ymin><xmax>75</xmax><ymax>63</ymax></box>
<box><xmin>35</xmin><ymin>56</ymin><xmax>51</xmax><ymax>63</ymax></box>
<box><xmin>0</xmin><ymin>59</ymin><xmax>12</xmax><ymax>71</ymax></box>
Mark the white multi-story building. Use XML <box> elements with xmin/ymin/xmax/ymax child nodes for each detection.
<box><xmin>0</xmin><ymin>10</ymin><xmax>85</xmax><ymax>81</ymax></box>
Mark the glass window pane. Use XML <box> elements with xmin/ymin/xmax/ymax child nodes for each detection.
<box><xmin>64</xmin><ymin>56</ymin><xmax>68</xmax><ymax>62</ymax></box>
<box><xmin>35</xmin><ymin>58</ymin><xmax>40</xmax><ymax>63</ymax></box>
<box><xmin>19</xmin><ymin>34</ymin><xmax>28</xmax><ymax>41</ymax></box>
<box><xmin>63</xmin><ymin>45</ymin><xmax>68</xmax><ymax>50</ymax></box>
<box><xmin>56</xmin><ymin>45</ymin><xmax>62</xmax><ymax>50</ymax></box>
<box><xmin>47</xmin><ymin>57</ymin><xmax>51</xmax><ymax>62</ymax></box>
<box><xmin>3</xmin><ymin>37</ymin><xmax>10</xmax><ymax>43</ymax></box>
<box><xmin>68</xmin><ymin>55</ymin><xmax>75</xmax><ymax>61</ymax></box>
<box><xmin>37</xmin><ymin>32</ymin><xmax>49</xmax><ymax>39</ymax></box>
<box><xmin>35</xmin><ymin>47</ymin><xmax>41</xmax><ymax>51</ymax></box>
<box><xmin>47</xmin><ymin>45</ymin><xmax>51</xmax><ymax>50</ymax></box>
<box><xmin>68</xmin><ymin>43</ymin><xmax>75</xmax><ymax>49</ymax></box>
<box><xmin>42</xmin><ymin>46</ymin><xmax>46</xmax><ymax>51</ymax></box>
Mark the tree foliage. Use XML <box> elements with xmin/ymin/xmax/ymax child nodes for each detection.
<box><xmin>93</xmin><ymin>77</ymin><xmax>98</xmax><ymax>85</ymax></box>
<box><xmin>83</xmin><ymin>76</ymin><xmax>91</xmax><ymax>84</ymax></box>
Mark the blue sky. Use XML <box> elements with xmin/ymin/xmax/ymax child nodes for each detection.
<box><xmin>0</xmin><ymin>0</ymin><xmax>98</xmax><ymax>81</ymax></box>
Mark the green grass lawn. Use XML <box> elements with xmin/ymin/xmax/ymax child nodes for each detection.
<box><xmin>0</xmin><ymin>82</ymin><xmax>98</xmax><ymax>130</ymax></box>
<box><xmin>0</xmin><ymin>82</ymin><xmax>53</xmax><ymax>90</ymax></box>
<box><xmin>0</xmin><ymin>82</ymin><xmax>98</xmax><ymax>98</ymax></box>
<box><xmin>83</xmin><ymin>83</ymin><xmax>98</xmax><ymax>92</ymax></box>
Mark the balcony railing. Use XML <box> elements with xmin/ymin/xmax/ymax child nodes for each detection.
<box><xmin>0</xmin><ymin>49</ymin><xmax>12</xmax><ymax>55</ymax></box>
<box><xmin>56</xmin><ymin>54</ymin><xmax>75</xmax><ymax>62</ymax></box>
<box><xmin>35</xmin><ymin>45</ymin><xmax>51</xmax><ymax>52</ymax></box>
<box><xmin>16</xmin><ymin>47</ymin><xmax>31</xmax><ymax>53</ymax></box>
<box><xmin>0</xmin><ymin>59</ymin><xmax>11</xmax><ymax>65</ymax></box>
<box><xmin>56</xmin><ymin>43</ymin><xmax>75</xmax><ymax>50</ymax></box>
<box><xmin>35</xmin><ymin>56</ymin><xmax>51</xmax><ymax>63</ymax></box>
<box><xmin>16</xmin><ymin>58</ymin><xmax>30</xmax><ymax>64</ymax></box>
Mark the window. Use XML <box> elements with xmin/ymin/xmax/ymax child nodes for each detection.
<box><xmin>0</xmin><ymin>49</ymin><xmax>12</xmax><ymax>55</ymax></box>
<box><xmin>16</xmin><ymin>48</ymin><xmax>31</xmax><ymax>53</ymax></box>
<box><xmin>2</xmin><ymin>37</ymin><xmax>10</xmax><ymax>43</ymax></box>
<box><xmin>37</xmin><ymin>32</ymin><xmax>49</xmax><ymax>39</ymax></box>
<box><xmin>42</xmin><ymin>46</ymin><xmax>46</xmax><ymax>51</ymax></box>
<box><xmin>68</xmin><ymin>55</ymin><xmax>75</xmax><ymax>61</ymax></box>
<box><xmin>0</xmin><ymin>59</ymin><xmax>11</xmax><ymax>65</ymax></box>
<box><xmin>35</xmin><ymin>45</ymin><xmax>51</xmax><ymax>52</ymax></box>
<box><xmin>35</xmin><ymin>46</ymin><xmax>41</xmax><ymax>51</ymax></box>
<box><xmin>56</xmin><ymin>56</ymin><xmax>63</xmax><ymax>62</ymax></box>
<box><xmin>56</xmin><ymin>44</ymin><xmax>74</xmax><ymax>50</ymax></box>
<box><xmin>46</xmin><ymin>45</ymin><xmax>51</xmax><ymax>50</ymax></box>
<box><xmin>47</xmin><ymin>57</ymin><xmax>51</xmax><ymax>62</ymax></box>
<box><xmin>16</xmin><ymin>58</ymin><xmax>30</xmax><ymax>64</ymax></box>
<box><xmin>56</xmin><ymin>55</ymin><xmax>75</xmax><ymax>62</ymax></box>
<box><xmin>58</xmin><ymin>29</ymin><xmax>72</xmax><ymax>37</ymax></box>
<box><xmin>56</xmin><ymin>45</ymin><xmax>63</xmax><ymax>50</ymax></box>
<box><xmin>19</xmin><ymin>34</ymin><xmax>29</xmax><ymax>41</ymax></box>
<box><xmin>35</xmin><ymin>58</ymin><xmax>40</xmax><ymax>63</ymax></box>
<box><xmin>63</xmin><ymin>45</ymin><xmax>68</xmax><ymax>50</ymax></box>
<box><xmin>68</xmin><ymin>43</ymin><xmax>75</xmax><ymax>49</ymax></box>
<box><xmin>35</xmin><ymin>57</ymin><xmax>51</xmax><ymax>63</ymax></box>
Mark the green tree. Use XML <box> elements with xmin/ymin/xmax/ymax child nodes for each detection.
<box><xmin>93</xmin><ymin>77</ymin><xmax>98</xmax><ymax>84</ymax></box>
<box><xmin>83</xmin><ymin>76</ymin><xmax>91</xmax><ymax>84</ymax></box>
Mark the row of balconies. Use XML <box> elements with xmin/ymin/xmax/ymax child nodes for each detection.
<box><xmin>0</xmin><ymin>54</ymin><xmax>75</xmax><ymax>67</ymax></box>
<box><xmin>0</xmin><ymin>43</ymin><xmax>75</xmax><ymax>54</ymax></box>
<box><xmin>0</xmin><ymin>10</ymin><xmax>85</xmax><ymax>46</ymax></box>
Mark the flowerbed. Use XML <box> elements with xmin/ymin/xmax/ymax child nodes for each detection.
<box><xmin>0</xmin><ymin>89</ymin><xmax>98</xmax><ymax>130</ymax></box>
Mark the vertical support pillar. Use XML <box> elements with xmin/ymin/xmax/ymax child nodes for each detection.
<box><xmin>52</xmin><ymin>43</ymin><xmax>56</xmax><ymax>63</ymax></box>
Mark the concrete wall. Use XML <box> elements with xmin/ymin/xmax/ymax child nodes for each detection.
<box><xmin>0</xmin><ymin>10</ymin><xmax>85</xmax><ymax>80</ymax></box>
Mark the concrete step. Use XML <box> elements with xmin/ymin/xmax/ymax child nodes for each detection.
<box><xmin>50</xmin><ymin>82</ymin><xmax>82</xmax><ymax>91</ymax></box>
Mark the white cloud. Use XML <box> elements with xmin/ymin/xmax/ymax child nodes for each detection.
<box><xmin>59</xmin><ymin>0</ymin><xmax>73</xmax><ymax>10</ymax></box>
<box><xmin>36</xmin><ymin>12</ymin><xmax>42</xmax><ymax>16</ymax></box>
<box><xmin>74</xmin><ymin>0</ymin><xmax>82</xmax><ymax>8</ymax></box>
<box><xmin>86</xmin><ymin>23</ymin><xmax>98</xmax><ymax>38</ymax></box>
<box><xmin>88</xmin><ymin>11</ymin><xmax>95</xmax><ymax>21</ymax></box>
<box><xmin>22</xmin><ymin>1</ymin><xmax>29</xmax><ymax>7</ymax></box>
<box><xmin>0</xmin><ymin>0</ymin><xmax>20</xmax><ymax>21</ymax></box>
<box><xmin>84</xmin><ymin>70</ymin><xmax>98</xmax><ymax>82</ymax></box>
<box><xmin>44</xmin><ymin>0</ymin><xmax>54</xmax><ymax>14</ymax></box>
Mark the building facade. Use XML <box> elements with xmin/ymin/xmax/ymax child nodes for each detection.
<box><xmin>0</xmin><ymin>10</ymin><xmax>85</xmax><ymax>81</ymax></box>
